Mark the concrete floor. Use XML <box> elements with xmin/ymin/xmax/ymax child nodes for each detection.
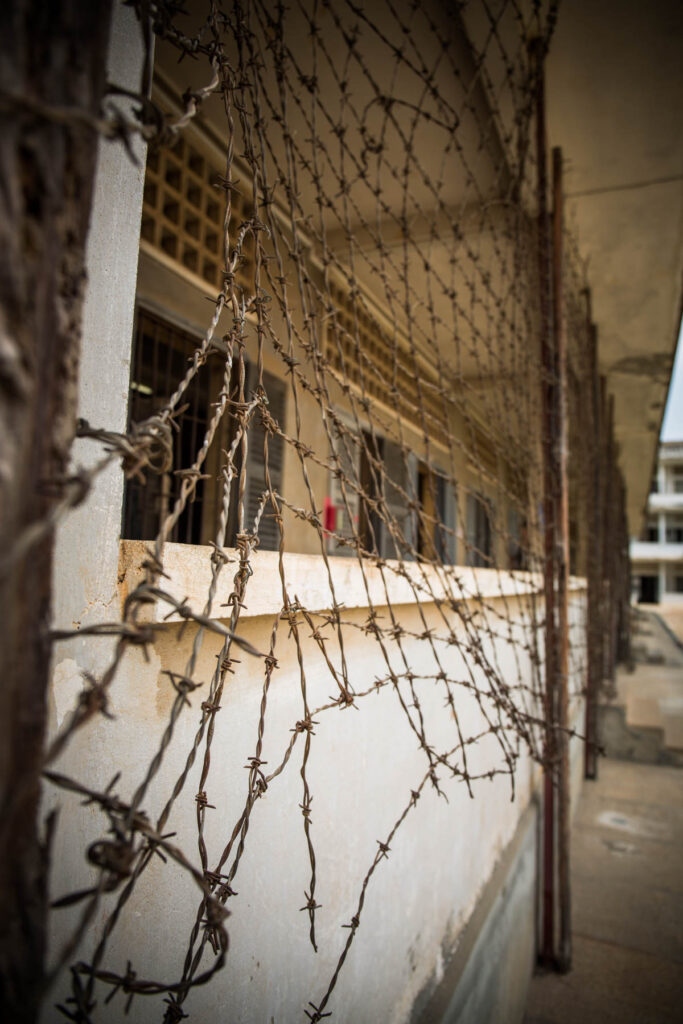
<box><xmin>651</xmin><ymin>604</ymin><xmax>683</xmax><ymax>647</ymax></box>
<box><xmin>524</xmin><ymin>756</ymin><xmax>683</xmax><ymax>1023</ymax></box>
<box><xmin>618</xmin><ymin>610</ymin><xmax>683</xmax><ymax>753</ymax></box>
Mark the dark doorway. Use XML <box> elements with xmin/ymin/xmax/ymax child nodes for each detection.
<box><xmin>638</xmin><ymin>575</ymin><xmax>659</xmax><ymax>603</ymax></box>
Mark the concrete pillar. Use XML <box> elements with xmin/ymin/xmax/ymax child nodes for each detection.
<box><xmin>44</xmin><ymin>7</ymin><xmax>147</xmax><ymax>1002</ymax></box>
<box><xmin>658</xmin><ymin>512</ymin><xmax>667</xmax><ymax>544</ymax></box>
<box><xmin>50</xmin><ymin>3</ymin><xmax>146</xmax><ymax>700</ymax></box>
<box><xmin>659</xmin><ymin>563</ymin><xmax>667</xmax><ymax>602</ymax></box>
<box><xmin>657</xmin><ymin>460</ymin><xmax>666</xmax><ymax>494</ymax></box>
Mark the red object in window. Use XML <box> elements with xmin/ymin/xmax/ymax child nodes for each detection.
<box><xmin>323</xmin><ymin>496</ymin><xmax>337</xmax><ymax>534</ymax></box>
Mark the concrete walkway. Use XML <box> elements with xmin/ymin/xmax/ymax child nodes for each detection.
<box><xmin>605</xmin><ymin>609</ymin><xmax>683</xmax><ymax>758</ymax></box>
<box><xmin>650</xmin><ymin>603</ymin><xmax>683</xmax><ymax>647</ymax></box>
<box><xmin>524</xmin><ymin>613</ymin><xmax>683</xmax><ymax>1024</ymax></box>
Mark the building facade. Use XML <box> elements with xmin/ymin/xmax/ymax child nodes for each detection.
<box><xmin>35</xmin><ymin>1</ymin><xmax>678</xmax><ymax>1022</ymax></box>
<box><xmin>631</xmin><ymin>441</ymin><xmax>683</xmax><ymax>604</ymax></box>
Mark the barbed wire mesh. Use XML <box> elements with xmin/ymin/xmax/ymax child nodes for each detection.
<box><xmin>37</xmin><ymin>0</ymin><xmax>631</xmax><ymax>1020</ymax></box>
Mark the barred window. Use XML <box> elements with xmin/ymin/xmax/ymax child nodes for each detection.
<box><xmin>122</xmin><ymin>308</ymin><xmax>286</xmax><ymax>550</ymax></box>
<box><xmin>665</xmin><ymin>517</ymin><xmax>683</xmax><ymax>543</ymax></box>
<box><xmin>326</xmin><ymin>423</ymin><xmax>457</xmax><ymax>564</ymax></box>
<box><xmin>466</xmin><ymin>492</ymin><xmax>494</xmax><ymax>568</ymax></box>
<box><xmin>418</xmin><ymin>465</ymin><xmax>452</xmax><ymax>563</ymax></box>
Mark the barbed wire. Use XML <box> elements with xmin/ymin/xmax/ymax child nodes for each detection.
<box><xmin>34</xmin><ymin>1</ymin><xmax>629</xmax><ymax>1020</ymax></box>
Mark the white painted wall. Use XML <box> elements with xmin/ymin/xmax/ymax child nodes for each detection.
<box><xmin>631</xmin><ymin>449</ymin><xmax>683</xmax><ymax>603</ymax></box>
<box><xmin>45</xmin><ymin>570</ymin><xmax>586</xmax><ymax>1023</ymax></box>
<box><xmin>50</xmin><ymin>0</ymin><xmax>146</xmax><ymax>684</ymax></box>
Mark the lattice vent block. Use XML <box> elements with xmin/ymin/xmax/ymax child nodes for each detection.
<box><xmin>141</xmin><ymin>135</ymin><xmax>254</xmax><ymax>292</ymax></box>
<box><xmin>326</xmin><ymin>283</ymin><xmax>449</xmax><ymax>447</ymax></box>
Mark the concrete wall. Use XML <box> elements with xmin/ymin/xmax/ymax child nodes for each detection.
<box><xmin>46</xmin><ymin>589</ymin><xmax>586</xmax><ymax>1023</ymax></box>
<box><xmin>47</xmin><ymin>535</ymin><xmax>587</xmax><ymax>1024</ymax></box>
<box><xmin>410</xmin><ymin>676</ymin><xmax>586</xmax><ymax>1024</ymax></box>
<box><xmin>412</xmin><ymin>801</ymin><xmax>539</xmax><ymax>1024</ymax></box>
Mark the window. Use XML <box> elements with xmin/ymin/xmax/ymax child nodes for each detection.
<box><xmin>242</xmin><ymin>366</ymin><xmax>287</xmax><ymax>551</ymax></box>
<box><xmin>645</xmin><ymin>518</ymin><xmax>658</xmax><ymax>542</ymax></box>
<box><xmin>465</xmin><ymin>492</ymin><xmax>493</xmax><ymax>568</ymax></box>
<box><xmin>675</xmin><ymin>576</ymin><xmax>683</xmax><ymax>594</ymax></box>
<box><xmin>417</xmin><ymin>464</ymin><xmax>457</xmax><ymax>563</ymax></box>
<box><xmin>123</xmin><ymin>309</ymin><xmax>219</xmax><ymax>544</ymax></box>
<box><xmin>373</xmin><ymin>435</ymin><xmax>417</xmax><ymax>561</ymax></box>
<box><xmin>665</xmin><ymin>518</ymin><xmax>683</xmax><ymax>543</ymax></box>
<box><xmin>122</xmin><ymin>309</ymin><xmax>286</xmax><ymax>550</ymax></box>
<box><xmin>507</xmin><ymin>506</ymin><xmax>528</xmax><ymax>570</ymax></box>
<box><xmin>673</xmin><ymin>472</ymin><xmax>683</xmax><ymax>494</ymax></box>
<box><xmin>355</xmin><ymin>431</ymin><xmax>416</xmax><ymax>561</ymax></box>
<box><xmin>326</xmin><ymin>421</ymin><xmax>459</xmax><ymax>563</ymax></box>
<box><xmin>326</xmin><ymin>426</ymin><xmax>361</xmax><ymax>556</ymax></box>
<box><xmin>417</xmin><ymin>465</ymin><xmax>445</xmax><ymax>561</ymax></box>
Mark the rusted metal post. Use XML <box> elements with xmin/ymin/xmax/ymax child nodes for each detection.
<box><xmin>604</xmin><ymin>393</ymin><xmax>617</xmax><ymax>688</ymax></box>
<box><xmin>599</xmin><ymin>376</ymin><xmax>609</xmax><ymax>685</ymax></box>
<box><xmin>584</xmin><ymin>308</ymin><xmax>601</xmax><ymax>780</ymax></box>
<box><xmin>533</xmin><ymin>37</ymin><xmax>557</xmax><ymax>969</ymax></box>
<box><xmin>616</xmin><ymin>472</ymin><xmax>632</xmax><ymax>666</ymax></box>
<box><xmin>552</xmin><ymin>146</ymin><xmax>572</xmax><ymax>972</ymax></box>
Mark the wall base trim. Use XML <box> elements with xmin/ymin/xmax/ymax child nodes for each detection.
<box><xmin>412</xmin><ymin>797</ymin><xmax>539</xmax><ymax>1024</ymax></box>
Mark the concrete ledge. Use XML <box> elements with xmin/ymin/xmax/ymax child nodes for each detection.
<box><xmin>412</xmin><ymin>798</ymin><xmax>539</xmax><ymax>1024</ymax></box>
<box><xmin>631</xmin><ymin>540</ymin><xmax>683</xmax><ymax>562</ymax></box>
<box><xmin>598</xmin><ymin>704</ymin><xmax>683</xmax><ymax>767</ymax></box>
<box><xmin>119</xmin><ymin>539</ymin><xmax>586</xmax><ymax>623</ymax></box>
<box><xmin>653</xmin><ymin>611</ymin><xmax>683</xmax><ymax>653</ymax></box>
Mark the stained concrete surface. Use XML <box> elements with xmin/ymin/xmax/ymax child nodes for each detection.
<box><xmin>601</xmin><ymin>610</ymin><xmax>683</xmax><ymax>764</ymax></box>
<box><xmin>524</xmin><ymin>760</ymin><xmax>683</xmax><ymax>1024</ymax></box>
<box><xmin>652</xmin><ymin>605</ymin><xmax>683</xmax><ymax>648</ymax></box>
<box><xmin>415</xmin><ymin>805</ymin><xmax>538</xmax><ymax>1024</ymax></box>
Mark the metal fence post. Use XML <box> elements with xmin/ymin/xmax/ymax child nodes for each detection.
<box><xmin>533</xmin><ymin>36</ymin><xmax>557</xmax><ymax>969</ymax></box>
<box><xmin>552</xmin><ymin>145</ymin><xmax>572</xmax><ymax>973</ymax></box>
<box><xmin>584</xmin><ymin>308</ymin><xmax>601</xmax><ymax>780</ymax></box>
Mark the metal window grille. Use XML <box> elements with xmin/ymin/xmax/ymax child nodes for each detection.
<box><xmin>122</xmin><ymin>309</ymin><xmax>220</xmax><ymax>544</ymax></box>
<box><xmin>122</xmin><ymin>309</ymin><xmax>287</xmax><ymax>551</ymax></box>
<box><xmin>417</xmin><ymin>465</ymin><xmax>448</xmax><ymax>561</ymax></box>
<box><xmin>466</xmin><ymin>492</ymin><xmax>494</xmax><ymax>567</ymax></box>
<box><xmin>242</xmin><ymin>364</ymin><xmax>287</xmax><ymax>551</ymax></box>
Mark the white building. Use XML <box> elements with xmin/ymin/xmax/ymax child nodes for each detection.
<box><xmin>631</xmin><ymin>441</ymin><xmax>683</xmax><ymax>604</ymax></box>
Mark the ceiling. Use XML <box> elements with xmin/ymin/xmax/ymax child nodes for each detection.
<box><xmin>546</xmin><ymin>0</ymin><xmax>683</xmax><ymax>534</ymax></box>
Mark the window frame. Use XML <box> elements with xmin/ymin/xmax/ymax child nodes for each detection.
<box><xmin>122</xmin><ymin>305</ymin><xmax>288</xmax><ymax>553</ymax></box>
